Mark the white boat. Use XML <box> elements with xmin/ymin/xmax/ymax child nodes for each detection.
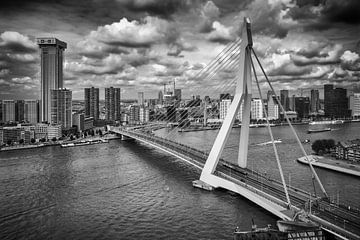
<box><xmin>61</xmin><ymin>138</ymin><xmax>109</xmax><ymax>148</ymax></box>
<box><xmin>309</xmin><ymin>120</ymin><xmax>344</xmax><ymax>125</ymax></box>
<box><xmin>256</xmin><ymin>139</ymin><xmax>282</xmax><ymax>146</ymax></box>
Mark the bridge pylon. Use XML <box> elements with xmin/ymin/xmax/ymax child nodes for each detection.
<box><xmin>200</xmin><ymin>18</ymin><xmax>253</xmax><ymax>185</ymax></box>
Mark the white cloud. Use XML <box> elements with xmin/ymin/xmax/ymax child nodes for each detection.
<box><xmin>206</xmin><ymin>21</ymin><xmax>235</xmax><ymax>43</ymax></box>
<box><xmin>87</xmin><ymin>16</ymin><xmax>177</xmax><ymax>48</ymax></box>
<box><xmin>341</xmin><ymin>50</ymin><xmax>359</xmax><ymax>63</ymax></box>
<box><xmin>0</xmin><ymin>31</ymin><xmax>36</xmax><ymax>50</ymax></box>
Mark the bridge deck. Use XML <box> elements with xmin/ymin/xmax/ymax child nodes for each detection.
<box><xmin>110</xmin><ymin>127</ymin><xmax>360</xmax><ymax>240</ymax></box>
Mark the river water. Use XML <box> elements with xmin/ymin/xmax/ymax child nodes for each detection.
<box><xmin>0</xmin><ymin>122</ymin><xmax>359</xmax><ymax>239</ymax></box>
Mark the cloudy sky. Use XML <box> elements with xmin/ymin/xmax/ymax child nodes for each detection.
<box><xmin>0</xmin><ymin>0</ymin><xmax>359</xmax><ymax>100</ymax></box>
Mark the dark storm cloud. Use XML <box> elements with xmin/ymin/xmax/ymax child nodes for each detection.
<box><xmin>120</xmin><ymin>0</ymin><xmax>191</xmax><ymax>19</ymax></box>
<box><xmin>321</xmin><ymin>0</ymin><xmax>360</xmax><ymax>25</ymax></box>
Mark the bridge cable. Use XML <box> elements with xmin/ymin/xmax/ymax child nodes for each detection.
<box><xmin>155</xmin><ymin>40</ymin><xmax>241</xmax><ymax>126</ymax></box>
<box><xmin>251</xmin><ymin>48</ymin><xmax>329</xmax><ymax>199</ymax></box>
<box><xmin>250</xmin><ymin>53</ymin><xmax>292</xmax><ymax>209</ymax></box>
<box><xmin>163</xmin><ymin>44</ymin><xmax>242</xmax><ymax>141</ymax></box>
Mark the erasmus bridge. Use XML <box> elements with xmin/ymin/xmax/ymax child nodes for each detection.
<box><xmin>110</xmin><ymin>18</ymin><xmax>360</xmax><ymax>240</ymax></box>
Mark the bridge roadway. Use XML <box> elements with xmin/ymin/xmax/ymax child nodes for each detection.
<box><xmin>110</xmin><ymin>127</ymin><xmax>360</xmax><ymax>240</ymax></box>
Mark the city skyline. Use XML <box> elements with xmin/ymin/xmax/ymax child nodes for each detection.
<box><xmin>0</xmin><ymin>1</ymin><xmax>360</xmax><ymax>100</ymax></box>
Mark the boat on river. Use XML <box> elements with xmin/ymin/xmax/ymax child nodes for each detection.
<box><xmin>61</xmin><ymin>139</ymin><xmax>109</xmax><ymax>148</ymax></box>
<box><xmin>307</xmin><ymin>128</ymin><xmax>331</xmax><ymax>134</ymax></box>
<box><xmin>309</xmin><ymin>120</ymin><xmax>344</xmax><ymax>125</ymax></box>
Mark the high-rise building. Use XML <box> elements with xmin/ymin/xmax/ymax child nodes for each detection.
<box><xmin>51</xmin><ymin>88</ymin><xmax>72</xmax><ymax>129</ymax></box>
<box><xmin>129</xmin><ymin>105</ymin><xmax>140</xmax><ymax>123</ymax></box>
<box><xmin>138</xmin><ymin>92</ymin><xmax>144</xmax><ymax>106</ymax></box>
<box><xmin>350</xmin><ymin>93</ymin><xmax>360</xmax><ymax>117</ymax></box>
<box><xmin>105</xmin><ymin>87</ymin><xmax>121</xmax><ymax>121</ymax></box>
<box><xmin>158</xmin><ymin>91</ymin><xmax>163</xmax><ymax>105</ymax></box>
<box><xmin>139</xmin><ymin>107</ymin><xmax>149</xmax><ymax>123</ymax></box>
<box><xmin>267</xmin><ymin>96</ymin><xmax>279</xmax><ymax>120</ymax></box>
<box><xmin>295</xmin><ymin>97</ymin><xmax>310</xmax><ymax>119</ymax></box>
<box><xmin>220</xmin><ymin>99</ymin><xmax>231</xmax><ymax>120</ymax></box>
<box><xmin>310</xmin><ymin>89</ymin><xmax>320</xmax><ymax>113</ymax></box>
<box><xmin>37</xmin><ymin>38</ymin><xmax>67</xmax><ymax>123</ymax></box>
<box><xmin>251</xmin><ymin>98</ymin><xmax>263</xmax><ymax>120</ymax></box>
<box><xmin>174</xmin><ymin>89</ymin><xmax>182</xmax><ymax>101</ymax></box>
<box><xmin>2</xmin><ymin>100</ymin><xmax>15</xmax><ymax>122</ymax></box>
<box><xmin>15</xmin><ymin>100</ymin><xmax>25</xmax><ymax>122</ymax></box>
<box><xmin>24</xmin><ymin>100</ymin><xmax>39</xmax><ymax>123</ymax></box>
<box><xmin>280</xmin><ymin>90</ymin><xmax>289</xmax><ymax>111</ymax></box>
<box><xmin>324</xmin><ymin>84</ymin><xmax>350</xmax><ymax>118</ymax></box>
<box><xmin>72</xmin><ymin>113</ymin><xmax>85</xmax><ymax>132</ymax></box>
<box><xmin>84</xmin><ymin>87</ymin><xmax>99</xmax><ymax>120</ymax></box>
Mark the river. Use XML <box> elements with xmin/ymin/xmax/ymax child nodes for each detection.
<box><xmin>0</xmin><ymin>122</ymin><xmax>359</xmax><ymax>239</ymax></box>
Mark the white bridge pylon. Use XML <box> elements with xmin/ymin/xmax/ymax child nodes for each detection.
<box><xmin>200</xmin><ymin>17</ymin><xmax>252</xmax><ymax>179</ymax></box>
<box><xmin>199</xmin><ymin>18</ymin><xmax>292</xmax><ymax>220</ymax></box>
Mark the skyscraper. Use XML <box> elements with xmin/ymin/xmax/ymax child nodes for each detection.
<box><xmin>280</xmin><ymin>90</ymin><xmax>289</xmax><ymax>111</ymax></box>
<box><xmin>37</xmin><ymin>38</ymin><xmax>67</xmax><ymax>123</ymax></box>
<box><xmin>138</xmin><ymin>92</ymin><xmax>144</xmax><ymax>106</ymax></box>
<box><xmin>51</xmin><ymin>88</ymin><xmax>72</xmax><ymax>129</ymax></box>
<box><xmin>174</xmin><ymin>89</ymin><xmax>182</xmax><ymax>101</ymax></box>
<box><xmin>310</xmin><ymin>89</ymin><xmax>320</xmax><ymax>113</ymax></box>
<box><xmin>84</xmin><ymin>87</ymin><xmax>99</xmax><ymax>120</ymax></box>
<box><xmin>105</xmin><ymin>87</ymin><xmax>121</xmax><ymax>121</ymax></box>
<box><xmin>15</xmin><ymin>100</ymin><xmax>25</xmax><ymax>122</ymax></box>
<box><xmin>24</xmin><ymin>100</ymin><xmax>39</xmax><ymax>124</ymax></box>
<box><xmin>295</xmin><ymin>97</ymin><xmax>310</xmax><ymax>119</ymax></box>
<box><xmin>324</xmin><ymin>84</ymin><xmax>350</xmax><ymax>118</ymax></box>
<box><xmin>2</xmin><ymin>100</ymin><xmax>15</xmax><ymax>122</ymax></box>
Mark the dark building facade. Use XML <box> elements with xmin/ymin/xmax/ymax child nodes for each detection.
<box><xmin>15</xmin><ymin>100</ymin><xmax>25</xmax><ymax>122</ymax></box>
<box><xmin>105</xmin><ymin>87</ymin><xmax>121</xmax><ymax>121</ymax></box>
<box><xmin>280</xmin><ymin>90</ymin><xmax>289</xmax><ymax>111</ymax></box>
<box><xmin>324</xmin><ymin>84</ymin><xmax>350</xmax><ymax>118</ymax></box>
<box><xmin>295</xmin><ymin>97</ymin><xmax>310</xmax><ymax>119</ymax></box>
<box><xmin>310</xmin><ymin>89</ymin><xmax>320</xmax><ymax>113</ymax></box>
<box><xmin>84</xmin><ymin>87</ymin><xmax>99</xmax><ymax>120</ymax></box>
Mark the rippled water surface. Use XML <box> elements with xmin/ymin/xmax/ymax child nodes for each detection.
<box><xmin>0</xmin><ymin>122</ymin><xmax>359</xmax><ymax>239</ymax></box>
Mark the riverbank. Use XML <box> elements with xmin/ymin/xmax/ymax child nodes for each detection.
<box><xmin>0</xmin><ymin>133</ymin><xmax>120</xmax><ymax>152</ymax></box>
<box><xmin>297</xmin><ymin>155</ymin><xmax>360</xmax><ymax>177</ymax></box>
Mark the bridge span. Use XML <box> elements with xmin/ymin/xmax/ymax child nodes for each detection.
<box><xmin>109</xmin><ymin>126</ymin><xmax>360</xmax><ymax>240</ymax></box>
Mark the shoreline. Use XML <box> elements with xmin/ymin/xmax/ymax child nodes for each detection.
<box><xmin>297</xmin><ymin>155</ymin><xmax>360</xmax><ymax>177</ymax></box>
<box><xmin>0</xmin><ymin>134</ymin><xmax>120</xmax><ymax>152</ymax></box>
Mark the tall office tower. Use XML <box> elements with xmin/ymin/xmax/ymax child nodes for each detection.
<box><xmin>220</xmin><ymin>99</ymin><xmax>231</xmax><ymax>120</ymax></box>
<box><xmin>15</xmin><ymin>100</ymin><xmax>25</xmax><ymax>122</ymax></box>
<box><xmin>267</xmin><ymin>96</ymin><xmax>279</xmax><ymax>120</ymax></box>
<box><xmin>158</xmin><ymin>91</ymin><xmax>163</xmax><ymax>105</ymax></box>
<box><xmin>105</xmin><ymin>87</ymin><xmax>121</xmax><ymax>121</ymax></box>
<box><xmin>350</xmin><ymin>93</ymin><xmax>360</xmax><ymax>117</ymax></box>
<box><xmin>324</xmin><ymin>84</ymin><xmax>333</xmax><ymax>117</ymax></box>
<box><xmin>280</xmin><ymin>90</ymin><xmax>289</xmax><ymax>111</ymax></box>
<box><xmin>37</xmin><ymin>38</ymin><xmax>67</xmax><ymax>123</ymax></box>
<box><xmin>24</xmin><ymin>100</ymin><xmax>39</xmax><ymax>123</ymax></box>
<box><xmin>51</xmin><ymin>88</ymin><xmax>72</xmax><ymax>129</ymax></box>
<box><xmin>324</xmin><ymin>84</ymin><xmax>350</xmax><ymax>118</ymax></box>
<box><xmin>129</xmin><ymin>105</ymin><xmax>140</xmax><ymax>123</ymax></box>
<box><xmin>310</xmin><ymin>89</ymin><xmax>320</xmax><ymax>113</ymax></box>
<box><xmin>2</xmin><ymin>100</ymin><xmax>15</xmax><ymax>122</ymax></box>
<box><xmin>84</xmin><ymin>87</ymin><xmax>99</xmax><ymax>120</ymax></box>
<box><xmin>251</xmin><ymin>98</ymin><xmax>263</xmax><ymax>120</ymax></box>
<box><xmin>174</xmin><ymin>89</ymin><xmax>182</xmax><ymax>101</ymax></box>
<box><xmin>139</xmin><ymin>107</ymin><xmax>149</xmax><ymax>123</ymax></box>
<box><xmin>295</xmin><ymin>97</ymin><xmax>310</xmax><ymax>119</ymax></box>
<box><xmin>138</xmin><ymin>92</ymin><xmax>144</xmax><ymax>106</ymax></box>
